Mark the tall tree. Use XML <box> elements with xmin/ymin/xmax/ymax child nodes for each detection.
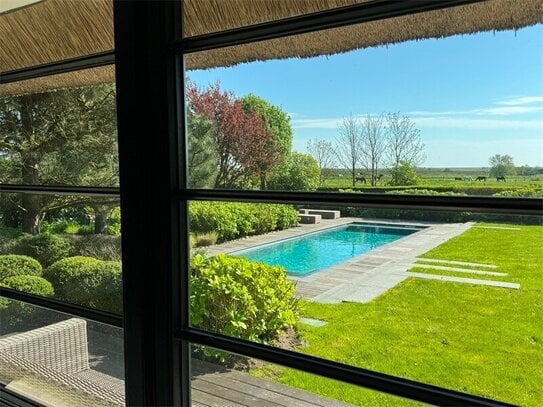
<box><xmin>489</xmin><ymin>154</ymin><xmax>515</xmax><ymax>177</ymax></box>
<box><xmin>0</xmin><ymin>85</ymin><xmax>118</xmax><ymax>234</ymax></box>
<box><xmin>187</xmin><ymin>83</ymin><xmax>279</xmax><ymax>189</ymax></box>
<box><xmin>335</xmin><ymin>115</ymin><xmax>363</xmax><ymax>188</ymax></box>
<box><xmin>360</xmin><ymin>115</ymin><xmax>386</xmax><ymax>186</ymax></box>
<box><xmin>385</xmin><ymin>112</ymin><xmax>425</xmax><ymax>169</ymax></box>
<box><xmin>186</xmin><ymin>110</ymin><xmax>219</xmax><ymax>188</ymax></box>
<box><xmin>242</xmin><ymin>94</ymin><xmax>292</xmax><ymax>189</ymax></box>
<box><xmin>307</xmin><ymin>138</ymin><xmax>336</xmax><ymax>186</ymax></box>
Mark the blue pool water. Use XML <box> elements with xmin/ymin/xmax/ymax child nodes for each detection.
<box><xmin>234</xmin><ymin>223</ymin><xmax>421</xmax><ymax>276</ymax></box>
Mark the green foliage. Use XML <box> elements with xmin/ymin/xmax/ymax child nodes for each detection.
<box><xmin>268</xmin><ymin>152</ymin><xmax>320</xmax><ymax>191</ymax></box>
<box><xmin>242</xmin><ymin>94</ymin><xmax>293</xmax><ymax>160</ymax></box>
<box><xmin>187</xmin><ymin>111</ymin><xmax>219</xmax><ymax>187</ymax></box>
<box><xmin>2</xmin><ymin>275</ymin><xmax>54</xmax><ymax>297</ymax></box>
<box><xmin>11</xmin><ymin>233</ymin><xmax>73</xmax><ymax>267</ymax></box>
<box><xmin>194</xmin><ymin>232</ymin><xmax>219</xmax><ymax>247</ymax></box>
<box><xmin>0</xmin><ymin>255</ymin><xmax>43</xmax><ymax>281</ymax></box>
<box><xmin>0</xmin><ymin>275</ymin><xmax>54</xmax><ymax>324</ymax></box>
<box><xmin>489</xmin><ymin>154</ymin><xmax>515</xmax><ymax>177</ymax></box>
<box><xmin>388</xmin><ymin>161</ymin><xmax>419</xmax><ymax>186</ymax></box>
<box><xmin>106</xmin><ymin>206</ymin><xmax>122</xmax><ymax>235</ymax></box>
<box><xmin>44</xmin><ymin>256</ymin><xmax>122</xmax><ymax>313</ymax></box>
<box><xmin>189</xmin><ymin>202</ymin><xmax>298</xmax><ymax>242</ymax></box>
<box><xmin>493</xmin><ymin>187</ymin><xmax>543</xmax><ymax>197</ymax></box>
<box><xmin>191</xmin><ymin>254</ymin><xmax>298</xmax><ymax>343</ymax></box>
<box><xmin>386</xmin><ymin>189</ymin><xmax>467</xmax><ymax>196</ymax></box>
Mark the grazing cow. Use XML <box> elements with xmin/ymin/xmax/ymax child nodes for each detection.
<box><xmin>496</xmin><ymin>176</ymin><xmax>506</xmax><ymax>182</ymax></box>
<box><xmin>355</xmin><ymin>175</ymin><xmax>367</xmax><ymax>184</ymax></box>
<box><xmin>454</xmin><ymin>177</ymin><xmax>462</xmax><ymax>181</ymax></box>
<box><xmin>475</xmin><ymin>176</ymin><xmax>487</xmax><ymax>182</ymax></box>
<box><xmin>463</xmin><ymin>176</ymin><xmax>473</xmax><ymax>181</ymax></box>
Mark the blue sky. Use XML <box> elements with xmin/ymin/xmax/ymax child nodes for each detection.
<box><xmin>187</xmin><ymin>24</ymin><xmax>543</xmax><ymax>168</ymax></box>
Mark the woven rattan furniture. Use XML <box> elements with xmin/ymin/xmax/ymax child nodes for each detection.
<box><xmin>0</xmin><ymin>318</ymin><xmax>124</xmax><ymax>407</ymax></box>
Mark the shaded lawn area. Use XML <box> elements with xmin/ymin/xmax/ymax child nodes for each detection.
<box><xmin>257</xmin><ymin>224</ymin><xmax>543</xmax><ymax>406</ymax></box>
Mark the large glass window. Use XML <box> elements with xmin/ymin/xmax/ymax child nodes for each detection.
<box><xmin>178</xmin><ymin>1</ymin><xmax>542</xmax><ymax>406</ymax></box>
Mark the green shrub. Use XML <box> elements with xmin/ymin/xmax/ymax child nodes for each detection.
<box><xmin>0</xmin><ymin>255</ymin><xmax>42</xmax><ymax>281</ymax></box>
<box><xmin>2</xmin><ymin>275</ymin><xmax>54</xmax><ymax>297</ymax></box>
<box><xmin>189</xmin><ymin>202</ymin><xmax>298</xmax><ymax>242</ymax></box>
<box><xmin>493</xmin><ymin>187</ymin><xmax>543</xmax><ymax>198</ymax></box>
<box><xmin>42</xmin><ymin>221</ymin><xmax>82</xmax><ymax>235</ymax></box>
<box><xmin>44</xmin><ymin>256</ymin><xmax>122</xmax><ymax>313</ymax></box>
<box><xmin>12</xmin><ymin>233</ymin><xmax>73</xmax><ymax>267</ymax></box>
<box><xmin>268</xmin><ymin>152</ymin><xmax>320</xmax><ymax>191</ymax></box>
<box><xmin>65</xmin><ymin>234</ymin><xmax>122</xmax><ymax>261</ymax></box>
<box><xmin>194</xmin><ymin>232</ymin><xmax>218</xmax><ymax>247</ymax></box>
<box><xmin>190</xmin><ymin>254</ymin><xmax>298</xmax><ymax>344</ymax></box>
<box><xmin>0</xmin><ymin>275</ymin><xmax>54</xmax><ymax>324</ymax></box>
<box><xmin>386</xmin><ymin>189</ymin><xmax>467</xmax><ymax>196</ymax></box>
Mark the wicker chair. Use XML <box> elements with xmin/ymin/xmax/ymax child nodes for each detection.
<box><xmin>0</xmin><ymin>318</ymin><xmax>125</xmax><ymax>407</ymax></box>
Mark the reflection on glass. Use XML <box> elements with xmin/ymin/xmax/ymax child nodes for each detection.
<box><xmin>185</xmin><ymin>19</ymin><xmax>543</xmax><ymax>196</ymax></box>
<box><xmin>0</xmin><ymin>298</ymin><xmax>124</xmax><ymax>406</ymax></box>
<box><xmin>0</xmin><ymin>192</ymin><xmax>122</xmax><ymax>314</ymax></box>
<box><xmin>188</xmin><ymin>201</ymin><xmax>542</xmax><ymax>405</ymax></box>
<box><xmin>190</xmin><ymin>345</ymin><xmax>418</xmax><ymax>406</ymax></box>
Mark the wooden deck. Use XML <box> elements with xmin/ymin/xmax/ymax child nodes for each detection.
<box><xmin>191</xmin><ymin>359</ymin><xmax>352</xmax><ymax>407</ymax></box>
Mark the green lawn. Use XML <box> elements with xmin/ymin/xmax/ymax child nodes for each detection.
<box><xmin>256</xmin><ymin>224</ymin><xmax>543</xmax><ymax>406</ymax></box>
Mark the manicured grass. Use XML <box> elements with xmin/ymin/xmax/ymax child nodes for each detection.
<box><xmin>256</xmin><ymin>224</ymin><xmax>543</xmax><ymax>406</ymax></box>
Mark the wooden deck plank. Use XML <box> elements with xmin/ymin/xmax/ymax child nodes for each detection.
<box><xmin>195</xmin><ymin>373</ymin><xmax>320</xmax><ymax>407</ymax></box>
<box><xmin>192</xmin><ymin>359</ymin><xmax>352</xmax><ymax>407</ymax></box>
<box><xmin>191</xmin><ymin>388</ymin><xmax>243</xmax><ymax>407</ymax></box>
<box><xmin>193</xmin><ymin>378</ymin><xmax>281</xmax><ymax>407</ymax></box>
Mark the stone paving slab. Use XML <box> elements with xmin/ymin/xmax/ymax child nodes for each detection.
<box><xmin>408</xmin><ymin>272</ymin><xmax>520</xmax><ymax>289</ymax></box>
<box><xmin>411</xmin><ymin>264</ymin><xmax>507</xmax><ymax>276</ymax></box>
<box><xmin>416</xmin><ymin>258</ymin><xmax>498</xmax><ymax>268</ymax></box>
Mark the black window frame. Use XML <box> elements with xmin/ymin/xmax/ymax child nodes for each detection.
<box><xmin>0</xmin><ymin>0</ymin><xmax>540</xmax><ymax>406</ymax></box>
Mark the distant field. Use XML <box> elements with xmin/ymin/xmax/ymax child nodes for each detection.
<box><xmin>320</xmin><ymin>168</ymin><xmax>543</xmax><ymax>195</ymax></box>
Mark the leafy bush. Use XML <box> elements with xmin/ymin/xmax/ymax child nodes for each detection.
<box><xmin>191</xmin><ymin>254</ymin><xmax>298</xmax><ymax>343</ymax></box>
<box><xmin>42</xmin><ymin>220</ymin><xmax>82</xmax><ymax>234</ymax></box>
<box><xmin>268</xmin><ymin>152</ymin><xmax>320</xmax><ymax>191</ymax></box>
<box><xmin>0</xmin><ymin>255</ymin><xmax>43</xmax><ymax>281</ymax></box>
<box><xmin>11</xmin><ymin>233</ymin><xmax>73</xmax><ymax>267</ymax></box>
<box><xmin>388</xmin><ymin>161</ymin><xmax>419</xmax><ymax>186</ymax></box>
<box><xmin>189</xmin><ymin>202</ymin><xmax>298</xmax><ymax>242</ymax></box>
<box><xmin>493</xmin><ymin>187</ymin><xmax>542</xmax><ymax>198</ymax></box>
<box><xmin>44</xmin><ymin>256</ymin><xmax>122</xmax><ymax>313</ymax></box>
<box><xmin>0</xmin><ymin>275</ymin><xmax>54</xmax><ymax>325</ymax></box>
<box><xmin>65</xmin><ymin>234</ymin><xmax>122</xmax><ymax>261</ymax></box>
<box><xmin>386</xmin><ymin>189</ymin><xmax>467</xmax><ymax>196</ymax></box>
<box><xmin>2</xmin><ymin>275</ymin><xmax>54</xmax><ymax>297</ymax></box>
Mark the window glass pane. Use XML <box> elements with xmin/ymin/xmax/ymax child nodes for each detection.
<box><xmin>185</xmin><ymin>18</ymin><xmax>543</xmax><ymax>197</ymax></box>
<box><xmin>188</xmin><ymin>201</ymin><xmax>543</xmax><ymax>405</ymax></box>
<box><xmin>182</xmin><ymin>0</ymin><xmax>364</xmax><ymax>38</ymax></box>
<box><xmin>0</xmin><ymin>192</ymin><xmax>122</xmax><ymax>314</ymax></box>
<box><xmin>0</xmin><ymin>0</ymin><xmax>113</xmax><ymax>72</ymax></box>
<box><xmin>189</xmin><ymin>344</ymin><xmax>417</xmax><ymax>406</ymax></box>
<box><xmin>0</xmin><ymin>74</ymin><xmax>119</xmax><ymax>187</ymax></box>
<box><xmin>0</xmin><ymin>297</ymin><xmax>124</xmax><ymax>406</ymax></box>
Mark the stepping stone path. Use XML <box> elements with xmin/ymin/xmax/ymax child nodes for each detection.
<box><xmin>410</xmin><ymin>258</ymin><xmax>520</xmax><ymax>290</ymax></box>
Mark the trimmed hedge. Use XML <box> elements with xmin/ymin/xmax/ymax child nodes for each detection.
<box><xmin>2</xmin><ymin>275</ymin><xmax>54</xmax><ymax>297</ymax></box>
<box><xmin>0</xmin><ymin>255</ymin><xmax>42</xmax><ymax>281</ymax></box>
<box><xmin>189</xmin><ymin>202</ymin><xmax>298</xmax><ymax>242</ymax></box>
<box><xmin>11</xmin><ymin>233</ymin><xmax>73</xmax><ymax>267</ymax></box>
<box><xmin>44</xmin><ymin>256</ymin><xmax>122</xmax><ymax>313</ymax></box>
<box><xmin>190</xmin><ymin>254</ymin><xmax>298</xmax><ymax>344</ymax></box>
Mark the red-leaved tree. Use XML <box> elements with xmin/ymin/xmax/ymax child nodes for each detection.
<box><xmin>187</xmin><ymin>83</ymin><xmax>281</xmax><ymax>189</ymax></box>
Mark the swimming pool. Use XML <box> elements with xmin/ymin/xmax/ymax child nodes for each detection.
<box><xmin>233</xmin><ymin>223</ymin><xmax>422</xmax><ymax>276</ymax></box>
